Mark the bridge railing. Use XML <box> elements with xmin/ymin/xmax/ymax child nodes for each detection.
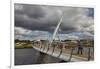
<box><xmin>32</xmin><ymin>40</ymin><xmax>94</xmax><ymax>61</ymax></box>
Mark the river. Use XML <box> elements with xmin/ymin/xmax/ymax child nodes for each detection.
<box><xmin>15</xmin><ymin>48</ymin><xmax>64</xmax><ymax>65</ymax></box>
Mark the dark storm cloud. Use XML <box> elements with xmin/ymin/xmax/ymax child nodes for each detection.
<box><xmin>15</xmin><ymin>3</ymin><xmax>94</xmax><ymax>34</ymax></box>
<box><xmin>15</xmin><ymin>3</ymin><xmax>62</xmax><ymax>32</ymax></box>
<box><xmin>15</xmin><ymin>4</ymin><xmax>46</xmax><ymax>19</ymax></box>
<box><xmin>87</xmin><ymin>8</ymin><xmax>94</xmax><ymax>18</ymax></box>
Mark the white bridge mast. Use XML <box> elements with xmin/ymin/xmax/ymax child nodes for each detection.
<box><xmin>51</xmin><ymin>12</ymin><xmax>64</xmax><ymax>43</ymax></box>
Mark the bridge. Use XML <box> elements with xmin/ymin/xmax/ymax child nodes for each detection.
<box><xmin>32</xmin><ymin>41</ymin><xmax>94</xmax><ymax>62</ymax></box>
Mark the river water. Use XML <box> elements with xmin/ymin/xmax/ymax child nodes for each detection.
<box><xmin>15</xmin><ymin>47</ymin><xmax>93</xmax><ymax>65</ymax></box>
<box><xmin>15</xmin><ymin>48</ymin><xmax>64</xmax><ymax>65</ymax></box>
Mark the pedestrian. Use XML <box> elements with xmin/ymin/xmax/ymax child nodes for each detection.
<box><xmin>77</xmin><ymin>40</ymin><xmax>83</xmax><ymax>55</ymax></box>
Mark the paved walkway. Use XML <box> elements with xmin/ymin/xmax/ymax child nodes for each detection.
<box><xmin>32</xmin><ymin>44</ymin><xmax>94</xmax><ymax>62</ymax></box>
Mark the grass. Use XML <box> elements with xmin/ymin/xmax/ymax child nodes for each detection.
<box><xmin>15</xmin><ymin>42</ymin><xmax>33</xmax><ymax>49</ymax></box>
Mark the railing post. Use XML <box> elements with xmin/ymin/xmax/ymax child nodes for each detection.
<box><xmin>40</xmin><ymin>44</ymin><xmax>43</xmax><ymax>51</ymax></box>
<box><xmin>68</xmin><ymin>48</ymin><xmax>74</xmax><ymax>62</ymax></box>
<box><xmin>51</xmin><ymin>45</ymin><xmax>56</xmax><ymax>55</ymax></box>
<box><xmin>58</xmin><ymin>48</ymin><xmax>63</xmax><ymax>57</ymax></box>
<box><xmin>46</xmin><ymin>44</ymin><xmax>49</xmax><ymax>53</ymax></box>
<box><xmin>42</xmin><ymin>44</ymin><xmax>46</xmax><ymax>51</ymax></box>
<box><xmin>88</xmin><ymin>47</ymin><xmax>91</xmax><ymax>61</ymax></box>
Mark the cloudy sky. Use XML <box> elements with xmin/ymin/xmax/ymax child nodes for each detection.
<box><xmin>15</xmin><ymin>3</ymin><xmax>94</xmax><ymax>40</ymax></box>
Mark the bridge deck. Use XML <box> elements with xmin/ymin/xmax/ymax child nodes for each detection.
<box><xmin>32</xmin><ymin>45</ymin><xmax>94</xmax><ymax>62</ymax></box>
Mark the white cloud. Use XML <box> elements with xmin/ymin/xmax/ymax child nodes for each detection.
<box><xmin>15</xmin><ymin>27</ymin><xmax>32</xmax><ymax>35</ymax></box>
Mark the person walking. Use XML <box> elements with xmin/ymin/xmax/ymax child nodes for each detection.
<box><xmin>77</xmin><ymin>40</ymin><xmax>83</xmax><ymax>55</ymax></box>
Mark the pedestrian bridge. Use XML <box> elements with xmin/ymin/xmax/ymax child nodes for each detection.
<box><xmin>32</xmin><ymin>41</ymin><xmax>94</xmax><ymax>62</ymax></box>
